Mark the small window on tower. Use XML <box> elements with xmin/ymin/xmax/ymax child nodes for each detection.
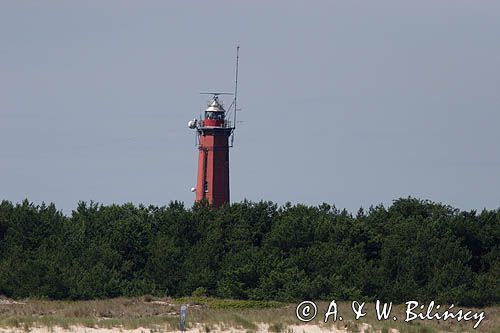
<box><xmin>204</xmin><ymin>181</ymin><xmax>208</xmax><ymax>193</ymax></box>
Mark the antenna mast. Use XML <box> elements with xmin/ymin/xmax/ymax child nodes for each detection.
<box><xmin>233</xmin><ymin>45</ymin><xmax>240</xmax><ymax>129</ymax></box>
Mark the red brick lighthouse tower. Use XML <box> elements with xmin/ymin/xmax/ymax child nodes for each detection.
<box><xmin>188</xmin><ymin>47</ymin><xmax>240</xmax><ymax>207</ymax></box>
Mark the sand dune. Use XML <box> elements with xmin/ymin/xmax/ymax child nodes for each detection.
<box><xmin>0</xmin><ymin>323</ymin><xmax>360</xmax><ymax>333</ymax></box>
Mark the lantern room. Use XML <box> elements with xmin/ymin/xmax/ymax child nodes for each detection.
<box><xmin>201</xmin><ymin>96</ymin><xmax>227</xmax><ymax>127</ymax></box>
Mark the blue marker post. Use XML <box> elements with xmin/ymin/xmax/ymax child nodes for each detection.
<box><xmin>179</xmin><ymin>305</ymin><xmax>187</xmax><ymax>332</ymax></box>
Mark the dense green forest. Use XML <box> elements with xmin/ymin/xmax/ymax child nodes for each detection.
<box><xmin>0</xmin><ymin>198</ymin><xmax>498</xmax><ymax>306</ymax></box>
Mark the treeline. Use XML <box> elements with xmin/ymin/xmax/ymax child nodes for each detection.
<box><xmin>0</xmin><ymin>198</ymin><xmax>498</xmax><ymax>306</ymax></box>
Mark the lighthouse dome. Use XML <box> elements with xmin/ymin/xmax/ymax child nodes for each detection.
<box><xmin>205</xmin><ymin>99</ymin><xmax>225</xmax><ymax>112</ymax></box>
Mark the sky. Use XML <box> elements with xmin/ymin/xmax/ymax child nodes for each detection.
<box><xmin>1</xmin><ymin>1</ymin><xmax>499</xmax><ymax>214</ymax></box>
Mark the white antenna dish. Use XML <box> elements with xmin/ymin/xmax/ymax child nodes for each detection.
<box><xmin>190</xmin><ymin>187</ymin><xmax>196</xmax><ymax>192</ymax></box>
<box><xmin>188</xmin><ymin>119</ymin><xmax>197</xmax><ymax>129</ymax></box>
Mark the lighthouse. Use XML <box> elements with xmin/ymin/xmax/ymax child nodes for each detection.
<box><xmin>188</xmin><ymin>47</ymin><xmax>240</xmax><ymax>207</ymax></box>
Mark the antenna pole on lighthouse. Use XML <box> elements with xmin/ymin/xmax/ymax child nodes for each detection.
<box><xmin>233</xmin><ymin>45</ymin><xmax>240</xmax><ymax>129</ymax></box>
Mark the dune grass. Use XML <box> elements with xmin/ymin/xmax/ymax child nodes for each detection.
<box><xmin>0</xmin><ymin>297</ymin><xmax>498</xmax><ymax>332</ymax></box>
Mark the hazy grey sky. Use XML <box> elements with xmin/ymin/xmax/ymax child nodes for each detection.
<box><xmin>2</xmin><ymin>1</ymin><xmax>499</xmax><ymax>213</ymax></box>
